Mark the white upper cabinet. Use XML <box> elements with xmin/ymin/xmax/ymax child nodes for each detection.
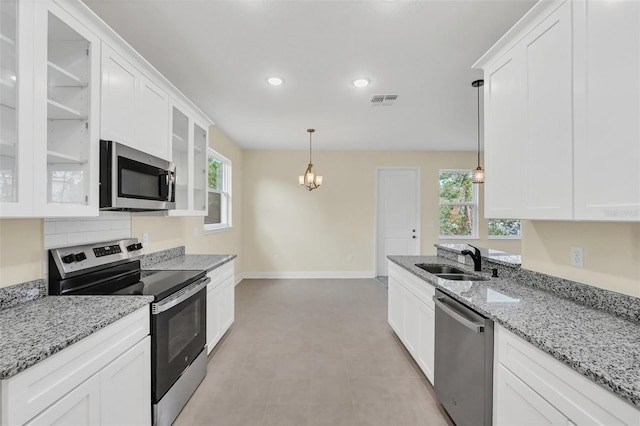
<box><xmin>520</xmin><ymin>1</ymin><xmax>573</xmax><ymax>220</ymax></box>
<box><xmin>1</xmin><ymin>0</ymin><xmax>99</xmax><ymax>218</ymax></box>
<box><xmin>0</xmin><ymin>0</ymin><xmax>32</xmax><ymax>217</ymax></box>
<box><xmin>101</xmin><ymin>44</ymin><xmax>137</xmax><ymax>147</ymax></box>
<box><xmin>101</xmin><ymin>45</ymin><xmax>170</xmax><ymax>161</ymax></box>
<box><xmin>475</xmin><ymin>0</ymin><xmax>639</xmax><ymax>222</ymax></box>
<box><xmin>34</xmin><ymin>3</ymin><xmax>100</xmax><ymax>217</ymax></box>
<box><xmin>168</xmin><ymin>104</ymin><xmax>208</xmax><ymax>216</ymax></box>
<box><xmin>484</xmin><ymin>50</ymin><xmax>525</xmax><ymax>219</ymax></box>
<box><xmin>0</xmin><ymin>0</ymin><xmax>212</xmax><ymax>217</ymax></box>
<box><xmin>136</xmin><ymin>75</ymin><xmax>169</xmax><ymax>160</ymax></box>
<box><xmin>573</xmin><ymin>0</ymin><xmax>640</xmax><ymax>221</ymax></box>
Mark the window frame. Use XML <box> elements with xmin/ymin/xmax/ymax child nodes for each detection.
<box><xmin>487</xmin><ymin>219</ymin><xmax>522</xmax><ymax>240</ymax></box>
<box><xmin>204</xmin><ymin>149</ymin><xmax>232</xmax><ymax>233</ymax></box>
<box><xmin>438</xmin><ymin>169</ymin><xmax>479</xmax><ymax>240</ymax></box>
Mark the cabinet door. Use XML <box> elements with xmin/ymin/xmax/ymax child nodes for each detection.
<box><xmin>193</xmin><ymin>121</ymin><xmax>207</xmax><ymax>214</ymax></box>
<box><xmin>170</xmin><ymin>104</ymin><xmax>190</xmax><ymax>212</ymax></box>
<box><xmin>220</xmin><ymin>276</ymin><xmax>235</xmax><ymax>333</ymax></box>
<box><xmin>483</xmin><ymin>48</ymin><xmax>525</xmax><ymax>219</ymax></box>
<box><xmin>417</xmin><ymin>302</ymin><xmax>435</xmax><ymax>385</ymax></box>
<box><xmin>495</xmin><ymin>364</ymin><xmax>570</xmax><ymax>426</ymax></box>
<box><xmin>402</xmin><ymin>288</ymin><xmax>419</xmax><ymax>357</ymax></box>
<box><xmin>387</xmin><ymin>276</ymin><xmax>403</xmax><ymax>336</ymax></box>
<box><xmin>100</xmin><ymin>336</ymin><xmax>151</xmax><ymax>426</ymax></box>
<box><xmin>136</xmin><ymin>76</ymin><xmax>169</xmax><ymax>160</ymax></box>
<box><xmin>25</xmin><ymin>374</ymin><xmax>100</xmax><ymax>426</ymax></box>
<box><xmin>0</xmin><ymin>0</ymin><xmax>34</xmax><ymax>217</ymax></box>
<box><xmin>32</xmin><ymin>1</ymin><xmax>100</xmax><ymax>217</ymax></box>
<box><xmin>521</xmin><ymin>1</ymin><xmax>573</xmax><ymax>220</ymax></box>
<box><xmin>573</xmin><ymin>0</ymin><xmax>640</xmax><ymax>221</ymax></box>
<box><xmin>101</xmin><ymin>44</ymin><xmax>137</xmax><ymax>146</ymax></box>
<box><xmin>207</xmin><ymin>286</ymin><xmax>221</xmax><ymax>354</ymax></box>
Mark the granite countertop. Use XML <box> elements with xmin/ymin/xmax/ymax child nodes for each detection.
<box><xmin>436</xmin><ymin>243</ymin><xmax>522</xmax><ymax>267</ymax></box>
<box><xmin>0</xmin><ymin>296</ymin><xmax>153</xmax><ymax>380</ymax></box>
<box><xmin>144</xmin><ymin>254</ymin><xmax>236</xmax><ymax>273</ymax></box>
<box><xmin>388</xmin><ymin>255</ymin><xmax>640</xmax><ymax>409</ymax></box>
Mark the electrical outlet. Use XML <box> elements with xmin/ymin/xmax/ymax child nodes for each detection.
<box><xmin>274</xmin><ymin>254</ymin><xmax>279</xmax><ymax>262</ymax></box>
<box><xmin>193</xmin><ymin>227</ymin><xmax>199</xmax><ymax>237</ymax></box>
<box><xmin>347</xmin><ymin>255</ymin><xmax>353</xmax><ymax>262</ymax></box>
<box><xmin>570</xmin><ymin>246</ymin><xmax>584</xmax><ymax>268</ymax></box>
<box><xmin>142</xmin><ymin>232</ymin><xmax>149</xmax><ymax>244</ymax></box>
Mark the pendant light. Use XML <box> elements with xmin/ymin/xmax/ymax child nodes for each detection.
<box><xmin>299</xmin><ymin>129</ymin><xmax>323</xmax><ymax>191</ymax></box>
<box><xmin>472</xmin><ymin>79</ymin><xmax>485</xmax><ymax>184</ymax></box>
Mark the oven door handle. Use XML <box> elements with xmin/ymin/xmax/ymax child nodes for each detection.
<box><xmin>152</xmin><ymin>276</ymin><xmax>210</xmax><ymax>314</ymax></box>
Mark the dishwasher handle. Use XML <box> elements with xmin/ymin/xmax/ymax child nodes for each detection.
<box><xmin>433</xmin><ymin>295</ymin><xmax>485</xmax><ymax>333</ymax></box>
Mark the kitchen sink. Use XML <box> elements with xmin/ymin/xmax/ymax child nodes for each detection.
<box><xmin>434</xmin><ymin>273</ymin><xmax>488</xmax><ymax>281</ymax></box>
<box><xmin>415</xmin><ymin>264</ymin><xmax>466</xmax><ymax>275</ymax></box>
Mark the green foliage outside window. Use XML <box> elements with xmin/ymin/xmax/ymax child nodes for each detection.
<box><xmin>439</xmin><ymin>171</ymin><xmax>475</xmax><ymax>236</ymax></box>
<box><xmin>489</xmin><ymin>219</ymin><xmax>521</xmax><ymax>237</ymax></box>
<box><xmin>208</xmin><ymin>156</ymin><xmax>222</xmax><ymax>190</ymax></box>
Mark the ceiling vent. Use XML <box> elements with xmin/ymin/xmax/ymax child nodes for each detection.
<box><xmin>370</xmin><ymin>94</ymin><xmax>398</xmax><ymax>106</ymax></box>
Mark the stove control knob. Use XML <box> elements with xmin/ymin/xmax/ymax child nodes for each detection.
<box><xmin>74</xmin><ymin>252</ymin><xmax>87</xmax><ymax>262</ymax></box>
<box><xmin>61</xmin><ymin>254</ymin><xmax>75</xmax><ymax>264</ymax></box>
<box><xmin>127</xmin><ymin>243</ymin><xmax>143</xmax><ymax>251</ymax></box>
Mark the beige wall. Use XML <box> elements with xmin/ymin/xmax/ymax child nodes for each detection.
<box><xmin>0</xmin><ymin>219</ymin><xmax>44</xmax><ymax>287</ymax></box>
<box><xmin>522</xmin><ymin>221</ymin><xmax>640</xmax><ymax>297</ymax></box>
<box><xmin>131</xmin><ymin>125</ymin><xmax>244</xmax><ymax>272</ymax></box>
<box><xmin>242</xmin><ymin>150</ymin><xmax>520</xmax><ymax>274</ymax></box>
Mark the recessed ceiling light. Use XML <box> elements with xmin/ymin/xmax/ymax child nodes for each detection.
<box><xmin>353</xmin><ymin>78</ymin><xmax>370</xmax><ymax>88</ymax></box>
<box><xmin>267</xmin><ymin>77</ymin><xmax>284</xmax><ymax>86</ymax></box>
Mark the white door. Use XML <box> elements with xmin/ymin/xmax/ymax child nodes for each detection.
<box><xmin>376</xmin><ymin>168</ymin><xmax>420</xmax><ymax>276</ymax></box>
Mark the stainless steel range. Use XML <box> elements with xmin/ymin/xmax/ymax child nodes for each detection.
<box><xmin>49</xmin><ymin>239</ymin><xmax>209</xmax><ymax>426</ymax></box>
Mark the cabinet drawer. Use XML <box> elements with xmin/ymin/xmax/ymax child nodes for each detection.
<box><xmin>207</xmin><ymin>261</ymin><xmax>234</xmax><ymax>291</ymax></box>
<box><xmin>1</xmin><ymin>307</ymin><xmax>149</xmax><ymax>426</ymax></box>
<box><xmin>495</xmin><ymin>325</ymin><xmax>639</xmax><ymax>425</ymax></box>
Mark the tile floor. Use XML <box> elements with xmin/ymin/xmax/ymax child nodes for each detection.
<box><xmin>174</xmin><ymin>278</ymin><xmax>454</xmax><ymax>426</ymax></box>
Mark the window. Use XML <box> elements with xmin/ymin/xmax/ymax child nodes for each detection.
<box><xmin>488</xmin><ymin>219</ymin><xmax>522</xmax><ymax>239</ymax></box>
<box><xmin>205</xmin><ymin>149</ymin><xmax>231</xmax><ymax>231</ymax></box>
<box><xmin>439</xmin><ymin>170</ymin><xmax>478</xmax><ymax>238</ymax></box>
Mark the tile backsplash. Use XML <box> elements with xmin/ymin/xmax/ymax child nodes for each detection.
<box><xmin>44</xmin><ymin>212</ymin><xmax>132</xmax><ymax>249</ymax></box>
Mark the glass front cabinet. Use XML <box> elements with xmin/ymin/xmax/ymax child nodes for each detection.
<box><xmin>169</xmin><ymin>103</ymin><xmax>208</xmax><ymax>216</ymax></box>
<box><xmin>0</xmin><ymin>0</ymin><xmax>99</xmax><ymax>218</ymax></box>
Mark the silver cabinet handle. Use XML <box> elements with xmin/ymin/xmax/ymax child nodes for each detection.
<box><xmin>433</xmin><ymin>295</ymin><xmax>484</xmax><ymax>333</ymax></box>
<box><xmin>152</xmin><ymin>276</ymin><xmax>210</xmax><ymax>314</ymax></box>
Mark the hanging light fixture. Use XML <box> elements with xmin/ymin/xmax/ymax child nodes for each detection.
<box><xmin>472</xmin><ymin>79</ymin><xmax>485</xmax><ymax>184</ymax></box>
<box><xmin>299</xmin><ymin>129</ymin><xmax>323</xmax><ymax>191</ymax></box>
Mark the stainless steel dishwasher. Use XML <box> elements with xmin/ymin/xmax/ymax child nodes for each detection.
<box><xmin>433</xmin><ymin>289</ymin><xmax>493</xmax><ymax>426</ymax></box>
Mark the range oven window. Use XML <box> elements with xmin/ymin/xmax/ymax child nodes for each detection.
<box><xmin>152</xmin><ymin>287</ymin><xmax>206</xmax><ymax>402</ymax></box>
<box><xmin>118</xmin><ymin>157</ymin><xmax>165</xmax><ymax>200</ymax></box>
<box><xmin>168</xmin><ymin>299</ymin><xmax>202</xmax><ymax>362</ymax></box>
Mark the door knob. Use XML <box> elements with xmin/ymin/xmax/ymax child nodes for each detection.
<box><xmin>412</xmin><ymin>229</ymin><xmax>416</xmax><ymax>232</ymax></box>
<box><xmin>412</xmin><ymin>236</ymin><xmax>417</xmax><ymax>239</ymax></box>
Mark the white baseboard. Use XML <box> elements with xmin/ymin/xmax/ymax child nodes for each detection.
<box><xmin>239</xmin><ymin>271</ymin><xmax>376</xmax><ymax>280</ymax></box>
<box><xmin>234</xmin><ymin>273</ymin><xmax>245</xmax><ymax>286</ymax></box>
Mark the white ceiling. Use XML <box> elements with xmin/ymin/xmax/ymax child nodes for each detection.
<box><xmin>83</xmin><ymin>0</ymin><xmax>536</xmax><ymax>151</ymax></box>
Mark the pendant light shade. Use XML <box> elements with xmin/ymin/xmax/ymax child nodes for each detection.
<box><xmin>472</xmin><ymin>79</ymin><xmax>485</xmax><ymax>184</ymax></box>
<box><xmin>299</xmin><ymin>129</ymin><xmax>322</xmax><ymax>191</ymax></box>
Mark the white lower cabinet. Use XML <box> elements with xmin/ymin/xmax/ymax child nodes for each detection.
<box><xmin>387</xmin><ymin>262</ymin><xmax>435</xmax><ymax>384</ymax></box>
<box><xmin>25</xmin><ymin>375</ymin><xmax>101</xmax><ymax>426</ymax></box>
<box><xmin>495</xmin><ymin>364</ymin><xmax>569</xmax><ymax>426</ymax></box>
<box><xmin>1</xmin><ymin>307</ymin><xmax>151</xmax><ymax>426</ymax></box>
<box><xmin>206</xmin><ymin>261</ymin><xmax>235</xmax><ymax>354</ymax></box>
<box><xmin>494</xmin><ymin>325</ymin><xmax>640</xmax><ymax>426</ymax></box>
<box><xmin>99</xmin><ymin>338</ymin><xmax>151</xmax><ymax>426</ymax></box>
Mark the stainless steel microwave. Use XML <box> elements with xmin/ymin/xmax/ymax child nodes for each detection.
<box><xmin>99</xmin><ymin>140</ymin><xmax>176</xmax><ymax>211</ymax></box>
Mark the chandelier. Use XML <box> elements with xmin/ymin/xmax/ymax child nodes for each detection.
<box><xmin>472</xmin><ymin>79</ymin><xmax>485</xmax><ymax>184</ymax></box>
<box><xmin>298</xmin><ymin>129</ymin><xmax>323</xmax><ymax>191</ymax></box>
